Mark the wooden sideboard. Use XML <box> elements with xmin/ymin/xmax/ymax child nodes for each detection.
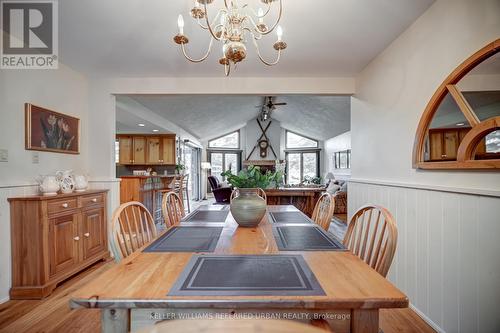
<box><xmin>8</xmin><ymin>190</ymin><xmax>109</xmax><ymax>299</ymax></box>
<box><xmin>264</xmin><ymin>188</ymin><xmax>325</xmax><ymax>217</ymax></box>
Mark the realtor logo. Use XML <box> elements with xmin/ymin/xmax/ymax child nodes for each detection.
<box><xmin>1</xmin><ymin>0</ymin><xmax>58</xmax><ymax>69</ymax></box>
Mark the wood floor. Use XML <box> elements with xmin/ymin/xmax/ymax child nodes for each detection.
<box><xmin>0</xmin><ymin>260</ymin><xmax>435</xmax><ymax>333</ymax></box>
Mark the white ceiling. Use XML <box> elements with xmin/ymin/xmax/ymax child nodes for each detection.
<box><xmin>59</xmin><ymin>0</ymin><xmax>434</xmax><ymax>77</ymax></box>
<box><xmin>116</xmin><ymin>95</ymin><xmax>351</xmax><ymax>141</ymax></box>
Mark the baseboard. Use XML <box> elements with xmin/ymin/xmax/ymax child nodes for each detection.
<box><xmin>0</xmin><ymin>295</ymin><xmax>9</xmax><ymax>304</ymax></box>
<box><xmin>409</xmin><ymin>303</ymin><xmax>445</xmax><ymax>333</ymax></box>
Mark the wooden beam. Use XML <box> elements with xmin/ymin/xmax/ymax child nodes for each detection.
<box><xmin>446</xmin><ymin>85</ymin><xmax>480</xmax><ymax>126</ymax></box>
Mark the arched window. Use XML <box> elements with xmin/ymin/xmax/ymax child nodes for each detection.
<box><xmin>413</xmin><ymin>39</ymin><xmax>500</xmax><ymax>170</ymax></box>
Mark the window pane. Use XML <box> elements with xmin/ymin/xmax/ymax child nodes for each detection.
<box><xmin>209</xmin><ymin>132</ymin><xmax>239</xmax><ymax>148</ymax></box>
<box><xmin>225</xmin><ymin>153</ymin><xmax>238</xmax><ymax>175</ymax></box>
<box><xmin>339</xmin><ymin>152</ymin><xmax>348</xmax><ymax>168</ymax></box>
<box><xmin>210</xmin><ymin>153</ymin><xmax>223</xmax><ymax>181</ymax></box>
<box><xmin>486</xmin><ymin>130</ymin><xmax>500</xmax><ymax>153</ymax></box>
<box><xmin>286</xmin><ymin>131</ymin><xmax>318</xmax><ymax>148</ymax></box>
<box><xmin>462</xmin><ymin>91</ymin><xmax>500</xmax><ymax>121</ymax></box>
<box><xmin>303</xmin><ymin>153</ymin><xmax>317</xmax><ymax>179</ymax></box>
<box><xmin>287</xmin><ymin>153</ymin><xmax>301</xmax><ymax>184</ymax></box>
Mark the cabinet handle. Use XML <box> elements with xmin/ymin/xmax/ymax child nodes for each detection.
<box><xmin>84</xmin><ymin>233</ymin><xmax>90</xmax><ymax>237</ymax></box>
<box><xmin>62</xmin><ymin>203</ymin><xmax>69</xmax><ymax>208</ymax></box>
<box><xmin>91</xmin><ymin>198</ymin><xmax>97</xmax><ymax>203</ymax></box>
<box><xmin>441</xmin><ymin>154</ymin><xmax>447</xmax><ymax>158</ymax></box>
<box><xmin>73</xmin><ymin>236</ymin><xmax>80</xmax><ymax>241</ymax></box>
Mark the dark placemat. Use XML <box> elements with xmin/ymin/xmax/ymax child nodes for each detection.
<box><xmin>182</xmin><ymin>210</ymin><xmax>229</xmax><ymax>223</ymax></box>
<box><xmin>143</xmin><ymin>227</ymin><xmax>223</xmax><ymax>252</ymax></box>
<box><xmin>273</xmin><ymin>225</ymin><xmax>346</xmax><ymax>251</ymax></box>
<box><xmin>269</xmin><ymin>211</ymin><xmax>312</xmax><ymax>224</ymax></box>
<box><xmin>168</xmin><ymin>255</ymin><xmax>325</xmax><ymax>296</ymax></box>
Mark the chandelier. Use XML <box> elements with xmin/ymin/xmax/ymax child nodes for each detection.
<box><xmin>173</xmin><ymin>0</ymin><xmax>286</xmax><ymax>76</ymax></box>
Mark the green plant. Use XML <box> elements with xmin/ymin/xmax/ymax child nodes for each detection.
<box><xmin>303</xmin><ymin>175</ymin><xmax>322</xmax><ymax>185</ymax></box>
<box><xmin>221</xmin><ymin>165</ymin><xmax>279</xmax><ymax>189</ymax></box>
<box><xmin>175</xmin><ymin>163</ymin><xmax>186</xmax><ymax>172</ymax></box>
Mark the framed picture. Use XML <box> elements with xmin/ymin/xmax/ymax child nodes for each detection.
<box><xmin>25</xmin><ymin>103</ymin><xmax>80</xmax><ymax>154</ymax></box>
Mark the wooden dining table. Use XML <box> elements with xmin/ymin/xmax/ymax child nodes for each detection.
<box><xmin>70</xmin><ymin>205</ymin><xmax>408</xmax><ymax>333</ymax></box>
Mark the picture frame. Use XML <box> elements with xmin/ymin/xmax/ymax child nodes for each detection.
<box><xmin>25</xmin><ymin>103</ymin><xmax>80</xmax><ymax>154</ymax></box>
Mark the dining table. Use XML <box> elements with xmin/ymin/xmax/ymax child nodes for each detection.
<box><xmin>70</xmin><ymin>205</ymin><xmax>408</xmax><ymax>333</ymax></box>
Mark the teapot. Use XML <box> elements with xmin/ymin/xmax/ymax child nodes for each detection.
<box><xmin>36</xmin><ymin>175</ymin><xmax>60</xmax><ymax>196</ymax></box>
<box><xmin>56</xmin><ymin>170</ymin><xmax>75</xmax><ymax>194</ymax></box>
<box><xmin>74</xmin><ymin>174</ymin><xmax>89</xmax><ymax>192</ymax></box>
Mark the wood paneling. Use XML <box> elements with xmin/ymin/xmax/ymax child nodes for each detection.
<box><xmin>8</xmin><ymin>190</ymin><xmax>109</xmax><ymax>299</ymax></box>
<box><xmin>349</xmin><ymin>181</ymin><xmax>500</xmax><ymax>332</ymax></box>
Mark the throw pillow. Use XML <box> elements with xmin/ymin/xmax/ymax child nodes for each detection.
<box><xmin>326</xmin><ymin>182</ymin><xmax>341</xmax><ymax>194</ymax></box>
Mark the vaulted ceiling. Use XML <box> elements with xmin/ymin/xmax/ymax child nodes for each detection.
<box><xmin>116</xmin><ymin>95</ymin><xmax>351</xmax><ymax>141</ymax></box>
<box><xmin>59</xmin><ymin>0</ymin><xmax>434</xmax><ymax>77</ymax></box>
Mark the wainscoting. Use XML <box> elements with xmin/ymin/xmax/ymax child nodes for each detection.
<box><xmin>349</xmin><ymin>180</ymin><xmax>500</xmax><ymax>333</ymax></box>
<box><xmin>0</xmin><ymin>180</ymin><xmax>120</xmax><ymax>303</ymax></box>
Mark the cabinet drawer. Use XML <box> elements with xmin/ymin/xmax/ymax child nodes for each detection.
<box><xmin>81</xmin><ymin>193</ymin><xmax>105</xmax><ymax>208</ymax></box>
<box><xmin>47</xmin><ymin>198</ymin><xmax>78</xmax><ymax>215</ymax></box>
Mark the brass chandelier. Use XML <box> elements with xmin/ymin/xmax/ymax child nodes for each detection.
<box><xmin>173</xmin><ymin>0</ymin><xmax>286</xmax><ymax>76</ymax></box>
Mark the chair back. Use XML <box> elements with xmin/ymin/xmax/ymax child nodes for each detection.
<box><xmin>343</xmin><ymin>204</ymin><xmax>398</xmax><ymax>277</ymax></box>
<box><xmin>207</xmin><ymin>176</ymin><xmax>219</xmax><ymax>190</ymax></box>
<box><xmin>162</xmin><ymin>191</ymin><xmax>185</xmax><ymax>227</ymax></box>
<box><xmin>230</xmin><ymin>188</ymin><xmax>266</xmax><ymax>202</ymax></box>
<box><xmin>311</xmin><ymin>192</ymin><xmax>335</xmax><ymax>231</ymax></box>
<box><xmin>111</xmin><ymin>201</ymin><xmax>157</xmax><ymax>259</ymax></box>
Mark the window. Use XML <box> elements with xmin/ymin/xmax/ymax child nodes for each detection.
<box><xmin>208</xmin><ymin>151</ymin><xmax>241</xmax><ymax>182</ymax></box>
<box><xmin>334</xmin><ymin>150</ymin><xmax>351</xmax><ymax>169</ymax></box>
<box><xmin>286</xmin><ymin>151</ymin><xmax>319</xmax><ymax>184</ymax></box>
<box><xmin>285</xmin><ymin>131</ymin><xmax>318</xmax><ymax>149</ymax></box>
<box><xmin>208</xmin><ymin>131</ymin><xmax>240</xmax><ymax>149</ymax></box>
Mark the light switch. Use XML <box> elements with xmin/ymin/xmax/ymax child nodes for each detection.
<box><xmin>32</xmin><ymin>152</ymin><xmax>39</xmax><ymax>164</ymax></box>
<box><xmin>0</xmin><ymin>149</ymin><xmax>7</xmax><ymax>162</ymax></box>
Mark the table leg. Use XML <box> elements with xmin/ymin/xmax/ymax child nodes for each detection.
<box><xmin>101</xmin><ymin>309</ymin><xmax>129</xmax><ymax>333</ymax></box>
<box><xmin>351</xmin><ymin>309</ymin><xmax>379</xmax><ymax>333</ymax></box>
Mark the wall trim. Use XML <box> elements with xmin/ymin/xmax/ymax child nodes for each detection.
<box><xmin>410</xmin><ymin>303</ymin><xmax>445</xmax><ymax>333</ymax></box>
<box><xmin>349</xmin><ymin>178</ymin><xmax>500</xmax><ymax>198</ymax></box>
<box><xmin>0</xmin><ymin>178</ymin><xmax>121</xmax><ymax>189</ymax></box>
<box><xmin>0</xmin><ymin>296</ymin><xmax>9</xmax><ymax>305</ymax></box>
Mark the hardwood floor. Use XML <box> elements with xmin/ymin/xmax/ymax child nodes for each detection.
<box><xmin>0</xmin><ymin>260</ymin><xmax>435</xmax><ymax>333</ymax></box>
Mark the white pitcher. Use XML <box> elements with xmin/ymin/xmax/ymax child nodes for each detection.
<box><xmin>74</xmin><ymin>174</ymin><xmax>89</xmax><ymax>192</ymax></box>
<box><xmin>36</xmin><ymin>175</ymin><xmax>60</xmax><ymax>196</ymax></box>
<box><xmin>56</xmin><ymin>170</ymin><xmax>75</xmax><ymax>194</ymax></box>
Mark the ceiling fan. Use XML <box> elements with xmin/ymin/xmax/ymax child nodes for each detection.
<box><xmin>257</xmin><ymin>96</ymin><xmax>287</xmax><ymax>121</ymax></box>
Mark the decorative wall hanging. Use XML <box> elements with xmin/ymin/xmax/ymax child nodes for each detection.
<box><xmin>25</xmin><ymin>103</ymin><xmax>80</xmax><ymax>154</ymax></box>
<box><xmin>413</xmin><ymin>38</ymin><xmax>500</xmax><ymax>170</ymax></box>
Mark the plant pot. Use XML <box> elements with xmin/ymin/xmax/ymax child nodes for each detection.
<box><xmin>230</xmin><ymin>188</ymin><xmax>267</xmax><ymax>227</ymax></box>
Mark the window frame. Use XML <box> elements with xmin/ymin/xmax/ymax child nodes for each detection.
<box><xmin>285</xmin><ymin>130</ymin><xmax>319</xmax><ymax>149</ymax></box>
<box><xmin>334</xmin><ymin>149</ymin><xmax>351</xmax><ymax>169</ymax></box>
<box><xmin>207</xmin><ymin>149</ymin><xmax>243</xmax><ymax>181</ymax></box>
<box><xmin>285</xmin><ymin>149</ymin><xmax>321</xmax><ymax>184</ymax></box>
<box><xmin>208</xmin><ymin>130</ymin><xmax>240</xmax><ymax>150</ymax></box>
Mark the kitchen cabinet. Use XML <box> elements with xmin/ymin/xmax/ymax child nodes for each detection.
<box><xmin>428</xmin><ymin>127</ymin><xmax>486</xmax><ymax>161</ymax></box>
<box><xmin>116</xmin><ymin>134</ymin><xmax>176</xmax><ymax>165</ymax></box>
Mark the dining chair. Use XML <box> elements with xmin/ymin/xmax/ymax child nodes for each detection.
<box><xmin>161</xmin><ymin>191</ymin><xmax>185</xmax><ymax>227</ymax></box>
<box><xmin>230</xmin><ymin>188</ymin><xmax>267</xmax><ymax>202</ymax></box>
<box><xmin>111</xmin><ymin>201</ymin><xmax>157</xmax><ymax>259</ymax></box>
<box><xmin>311</xmin><ymin>192</ymin><xmax>335</xmax><ymax>231</ymax></box>
<box><xmin>138</xmin><ymin>319</ymin><xmax>326</xmax><ymax>333</ymax></box>
<box><xmin>343</xmin><ymin>204</ymin><xmax>398</xmax><ymax>277</ymax></box>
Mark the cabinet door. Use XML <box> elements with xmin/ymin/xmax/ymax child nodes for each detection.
<box><xmin>443</xmin><ymin>130</ymin><xmax>459</xmax><ymax>160</ymax></box>
<box><xmin>133</xmin><ymin>137</ymin><xmax>146</xmax><ymax>164</ymax></box>
<box><xmin>48</xmin><ymin>213</ymin><xmax>79</xmax><ymax>276</ymax></box>
<box><xmin>82</xmin><ymin>208</ymin><xmax>106</xmax><ymax>260</ymax></box>
<box><xmin>147</xmin><ymin>137</ymin><xmax>161</xmax><ymax>164</ymax></box>
<box><xmin>161</xmin><ymin>137</ymin><xmax>176</xmax><ymax>165</ymax></box>
<box><xmin>429</xmin><ymin>132</ymin><xmax>443</xmax><ymax>161</ymax></box>
<box><xmin>118</xmin><ymin>136</ymin><xmax>133</xmax><ymax>165</ymax></box>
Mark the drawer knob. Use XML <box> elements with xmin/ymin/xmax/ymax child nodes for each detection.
<box><xmin>84</xmin><ymin>232</ymin><xmax>90</xmax><ymax>237</ymax></box>
<box><xmin>62</xmin><ymin>203</ymin><xmax>69</xmax><ymax>208</ymax></box>
<box><xmin>91</xmin><ymin>198</ymin><xmax>97</xmax><ymax>203</ymax></box>
<box><xmin>73</xmin><ymin>236</ymin><xmax>80</xmax><ymax>241</ymax></box>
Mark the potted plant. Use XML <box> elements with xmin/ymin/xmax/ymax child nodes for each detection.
<box><xmin>222</xmin><ymin>165</ymin><xmax>279</xmax><ymax>227</ymax></box>
<box><xmin>175</xmin><ymin>163</ymin><xmax>186</xmax><ymax>175</ymax></box>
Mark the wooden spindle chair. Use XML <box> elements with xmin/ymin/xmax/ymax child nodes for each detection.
<box><xmin>343</xmin><ymin>204</ymin><xmax>398</xmax><ymax>277</ymax></box>
<box><xmin>311</xmin><ymin>192</ymin><xmax>335</xmax><ymax>231</ymax></box>
<box><xmin>162</xmin><ymin>191</ymin><xmax>185</xmax><ymax>227</ymax></box>
<box><xmin>230</xmin><ymin>188</ymin><xmax>267</xmax><ymax>202</ymax></box>
<box><xmin>111</xmin><ymin>201</ymin><xmax>157</xmax><ymax>260</ymax></box>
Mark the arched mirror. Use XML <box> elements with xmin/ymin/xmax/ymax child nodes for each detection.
<box><xmin>413</xmin><ymin>39</ymin><xmax>500</xmax><ymax>169</ymax></box>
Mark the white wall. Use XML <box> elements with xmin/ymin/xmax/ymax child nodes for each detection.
<box><xmin>350</xmin><ymin>0</ymin><xmax>500</xmax><ymax>331</ymax></box>
<box><xmin>324</xmin><ymin>131</ymin><xmax>351</xmax><ymax>181</ymax></box>
<box><xmin>244</xmin><ymin>118</ymin><xmax>282</xmax><ymax>161</ymax></box>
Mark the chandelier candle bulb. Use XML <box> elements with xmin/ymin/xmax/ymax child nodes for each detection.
<box><xmin>277</xmin><ymin>25</ymin><xmax>283</xmax><ymax>41</ymax></box>
<box><xmin>258</xmin><ymin>8</ymin><xmax>264</xmax><ymax>23</ymax></box>
<box><xmin>177</xmin><ymin>15</ymin><xmax>185</xmax><ymax>34</ymax></box>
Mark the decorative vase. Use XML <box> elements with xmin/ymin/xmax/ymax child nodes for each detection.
<box><xmin>56</xmin><ymin>170</ymin><xmax>75</xmax><ymax>194</ymax></box>
<box><xmin>74</xmin><ymin>174</ymin><xmax>89</xmax><ymax>192</ymax></box>
<box><xmin>36</xmin><ymin>175</ymin><xmax>60</xmax><ymax>196</ymax></box>
<box><xmin>230</xmin><ymin>188</ymin><xmax>266</xmax><ymax>227</ymax></box>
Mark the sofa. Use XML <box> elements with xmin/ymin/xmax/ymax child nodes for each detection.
<box><xmin>208</xmin><ymin>176</ymin><xmax>232</xmax><ymax>204</ymax></box>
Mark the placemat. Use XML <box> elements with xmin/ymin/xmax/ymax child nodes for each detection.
<box><xmin>273</xmin><ymin>225</ymin><xmax>345</xmax><ymax>251</ymax></box>
<box><xmin>168</xmin><ymin>255</ymin><xmax>325</xmax><ymax>296</ymax></box>
<box><xmin>182</xmin><ymin>210</ymin><xmax>229</xmax><ymax>223</ymax></box>
<box><xmin>143</xmin><ymin>227</ymin><xmax>223</xmax><ymax>252</ymax></box>
<box><xmin>269</xmin><ymin>211</ymin><xmax>312</xmax><ymax>224</ymax></box>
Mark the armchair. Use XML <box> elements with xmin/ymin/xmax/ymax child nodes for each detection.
<box><xmin>208</xmin><ymin>176</ymin><xmax>232</xmax><ymax>204</ymax></box>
